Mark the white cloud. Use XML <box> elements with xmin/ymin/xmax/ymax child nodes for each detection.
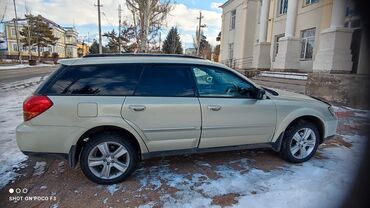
<box><xmin>165</xmin><ymin>3</ymin><xmax>221</xmax><ymax>46</ymax></box>
<box><xmin>210</xmin><ymin>2</ymin><xmax>223</xmax><ymax>11</ymax></box>
<box><xmin>2</xmin><ymin>0</ymin><xmax>221</xmax><ymax>47</ymax></box>
<box><xmin>3</xmin><ymin>0</ymin><xmax>128</xmax><ymax>26</ymax></box>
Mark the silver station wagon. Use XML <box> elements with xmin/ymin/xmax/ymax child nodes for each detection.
<box><xmin>16</xmin><ymin>54</ymin><xmax>337</xmax><ymax>184</ymax></box>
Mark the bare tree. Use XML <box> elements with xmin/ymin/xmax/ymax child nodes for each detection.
<box><xmin>126</xmin><ymin>0</ymin><xmax>172</xmax><ymax>52</ymax></box>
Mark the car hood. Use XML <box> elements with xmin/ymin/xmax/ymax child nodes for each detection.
<box><xmin>267</xmin><ymin>88</ymin><xmax>317</xmax><ymax>102</ymax></box>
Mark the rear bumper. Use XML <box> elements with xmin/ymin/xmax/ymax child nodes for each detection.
<box><xmin>16</xmin><ymin>122</ymin><xmax>85</xmax><ymax>157</ymax></box>
<box><xmin>21</xmin><ymin>145</ymin><xmax>77</xmax><ymax>167</ymax></box>
<box><xmin>22</xmin><ymin>151</ymin><xmax>69</xmax><ymax>161</ymax></box>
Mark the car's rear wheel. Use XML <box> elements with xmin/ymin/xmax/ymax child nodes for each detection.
<box><xmin>280</xmin><ymin>122</ymin><xmax>320</xmax><ymax>163</ymax></box>
<box><xmin>80</xmin><ymin>132</ymin><xmax>138</xmax><ymax>184</ymax></box>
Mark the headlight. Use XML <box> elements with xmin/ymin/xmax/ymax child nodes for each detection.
<box><xmin>328</xmin><ymin>106</ymin><xmax>336</xmax><ymax>117</ymax></box>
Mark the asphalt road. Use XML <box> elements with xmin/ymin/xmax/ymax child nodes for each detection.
<box><xmin>0</xmin><ymin>65</ymin><xmax>57</xmax><ymax>84</ymax></box>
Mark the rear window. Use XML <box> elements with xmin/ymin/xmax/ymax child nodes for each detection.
<box><xmin>134</xmin><ymin>65</ymin><xmax>195</xmax><ymax>97</ymax></box>
<box><xmin>46</xmin><ymin>64</ymin><xmax>143</xmax><ymax>95</ymax></box>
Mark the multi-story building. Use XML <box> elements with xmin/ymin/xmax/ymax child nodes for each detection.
<box><xmin>2</xmin><ymin>16</ymin><xmax>78</xmax><ymax>59</ymax></box>
<box><xmin>219</xmin><ymin>0</ymin><xmax>369</xmax><ymax>75</ymax></box>
<box><xmin>64</xmin><ymin>26</ymin><xmax>78</xmax><ymax>58</ymax></box>
<box><xmin>77</xmin><ymin>41</ymin><xmax>90</xmax><ymax>57</ymax></box>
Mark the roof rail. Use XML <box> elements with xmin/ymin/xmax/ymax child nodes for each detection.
<box><xmin>83</xmin><ymin>53</ymin><xmax>204</xmax><ymax>59</ymax></box>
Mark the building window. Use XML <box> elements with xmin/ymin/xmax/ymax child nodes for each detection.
<box><xmin>300</xmin><ymin>28</ymin><xmax>316</xmax><ymax>60</ymax></box>
<box><xmin>304</xmin><ymin>0</ymin><xmax>319</xmax><ymax>6</ymax></box>
<box><xmin>278</xmin><ymin>0</ymin><xmax>288</xmax><ymax>15</ymax></box>
<box><xmin>11</xmin><ymin>28</ymin><xmax>16</xmax><ymax>36</ymax></box>
<box><xmin>230</xmin><ymin>10</ymin><xmax>236</xmax><ymax>30</ymax></box>
<box><xmin>12</xmin><ymin>43</ymin><xmax>18</xmax><ymax>51</ymax></box>
<box><xmin>228</xmin><ymin>43</ymin><xmax>234</xmax><ymax>60</ymax></box>
<box><xmin>273</xmin><ymin>34</ymin><xmax>284</xmax><ymax>61</ymax></box>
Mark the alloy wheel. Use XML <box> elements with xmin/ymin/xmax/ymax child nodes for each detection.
<box><xmin>289</xmin><ymin>128</ymin><xmax>316</xmax><ymax>159</ymax></box>
<box><xmin>87</xmin><ymin>141</ymin><xmax>130</xmax><ymax>180</ymax></box>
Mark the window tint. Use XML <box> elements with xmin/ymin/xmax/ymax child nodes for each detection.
<box><xmin>134</xmin><ymin>65</ymin><xmax>195</xmax><ymax>97</ymax></box>
<box><xmin>47</xmin><ymin>64</ymin><xmax>142</xmax><ymax>95</ymax></box>
<box><xmin>192</xmin><ymin>66</ymin><xmax>256</xmax><ymax>98</ymax></box>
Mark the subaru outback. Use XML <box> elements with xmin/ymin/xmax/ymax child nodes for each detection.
<box><xmin>16</xmin><ymin>54</ymin><xmax>337</xmax><ymax>184</ymax></box>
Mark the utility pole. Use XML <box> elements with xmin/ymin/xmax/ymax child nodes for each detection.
<box><xmin>196</xmin><ymin>11</ymin><xmax>206</xmax><ymax>56</ymax></box>
<box><xmin>118</xmin><ymin>4</ymin><xmax>122</xmax><ymax>53</ymax></box>
<box><xmin>27</xmin><ymin>15</ymin><xmax>32</xmax><ymax>60</ymax></box>
<box><xmin>95</xmin><ymin>0</ymin><xmax>103</xmax><ymax>54</ymax></box>
<box><xmin>12</xmin><ymin>0</ymin><xmax>22</xmax><ymax>63</ymax></box>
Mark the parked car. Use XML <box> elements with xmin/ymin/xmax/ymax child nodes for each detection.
<box><xmin>16</xmin><ymin>54</ymin><xmax>338</xmax><ymax>184</ymax></box>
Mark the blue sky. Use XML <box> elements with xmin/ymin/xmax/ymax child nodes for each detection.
<box><xmin>1</xmin><ymin>0</ymin><xmax>224</xmax><ymax>49</ymax></box>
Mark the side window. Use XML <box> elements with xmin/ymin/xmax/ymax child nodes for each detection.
<box><xmin>134</xmin><ymin>65</ymin><xmax>195</xmax><ymax>97</ymax></box>
<box><xmin>192</xmin><ymin>66</ymin><xmax>256</xmax><ymax>98</ymax></box>
<box><xmin>47</xmin><ymin>64</ymin><xmax>142</xmax><ymax>95</ymax></box>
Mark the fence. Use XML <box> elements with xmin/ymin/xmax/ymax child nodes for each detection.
<box><xmin>220</xmin><ymin>57</ymin><xmax>254</xmax><ymax>70</ymax></box>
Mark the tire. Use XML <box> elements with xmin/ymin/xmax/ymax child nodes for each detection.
<box><xmin>280</xmin><ymin>121</ymin><xmax>320</xmax><ymax>163</ymax></box>
<box><xmin>80</xmin><ymin>132</ymin><xmax>139</xmax><ymax>184</ymax></box>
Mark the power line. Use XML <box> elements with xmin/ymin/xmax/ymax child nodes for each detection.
<box><xmin>101</xmin><ymin>12</ymin><xmax>114</xmax><ymax>28</ymax></box>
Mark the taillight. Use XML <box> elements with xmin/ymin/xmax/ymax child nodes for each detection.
<box><xmin>23</xmin><ymin>95</ymin><xmax>53</xmax><ymax>121</ymax></box>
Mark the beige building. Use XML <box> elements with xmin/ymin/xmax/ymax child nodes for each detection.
<box><xmin>219</xmin><ymin>0</ymin><xmax>369</xmax><ymax>74</ymax></box>
<box><xmin>3</xmin><ymin>16</ymin><xmax>78</xmax><ymax>59</ymax></box>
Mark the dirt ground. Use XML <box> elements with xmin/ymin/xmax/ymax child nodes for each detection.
<box><xmin>0</xmin><ymin>107</ymin><xmax>369</xmax><ymax>208</ymax></box>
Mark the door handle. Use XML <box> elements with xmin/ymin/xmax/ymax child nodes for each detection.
<box><xmin>129</xmin><ymin>105</ymin><xmax>146</xmax><ymax>112</ymax></box>
<box><xmin>208</xmin><ymin>105</ymin><xmax>222</xmax><ymax>111</ymax></box>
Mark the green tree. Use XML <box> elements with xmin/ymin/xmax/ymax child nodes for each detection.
<box><xmin>103</xmin><ymin>22</ymin><xmax>136</xmax><ymax>53</ymax></box>
<box><xmin>193</xmin><ymin>30</ymin><xmax>211</xmax><ymax>59</ymax></box>
<box><xmin>162</xmin><ymin>27</ymin><xmax>183</xmax><ymax>54</ymax></box>
<box><xmin>19</xmin><ymin>14</ymin><xmax>58</xmax><ymax>60</ymax></box>
<box><xmin>89</xmin><ymin>40</ymin><xmax>100</xmax><ymax>54</ymax></box>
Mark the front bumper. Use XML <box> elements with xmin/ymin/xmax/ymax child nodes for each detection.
<box><xmin>324</xmin><ymin>118</ymin><xmax>338</xmax><ymax>139</ymax></box>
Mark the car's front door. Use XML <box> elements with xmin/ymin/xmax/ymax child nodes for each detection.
<box><xmin>191</xmin><ymin>66</ymin><xmax>276</xmax><ymax>148</ymax></box>
<box><xmin>121</xmin><ymin>64</ymin><xmax>201</xmax><ymax>152</ymax></box>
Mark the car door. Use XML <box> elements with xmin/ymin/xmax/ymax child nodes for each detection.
<box><xmin>121</xmin><ymin>64</ymin><xmax>201</xmax><ymax>152</ymax></box>
<box><xmin>191</xmin><ymin>66</ymin><xmax>276</xmax><ymax>148</ymax></box>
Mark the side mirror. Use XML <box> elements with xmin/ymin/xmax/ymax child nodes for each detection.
<box><xmin>256</xmin><ymin>88</ymin><xmax>266</xmax><ymax>100</ymax></box>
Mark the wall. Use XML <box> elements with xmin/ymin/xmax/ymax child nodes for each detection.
<box><xmin>242</xmin><ymin>0</ymin><xmax>259</xmax><ymax>68</ymax></box>
<box><xmin>306</xmin><ymin>73</ymin><xmax>370</xmax><ymax>110</ymax></box>
<box><xmin>220</xmin><ymin>0</ymin><xmax>247</xmax><ymax>63</ymax></box>
<box><xmin>270</xmin><ymin>0</ymin><xmax>333</xmax><ymax>72</ymax></box>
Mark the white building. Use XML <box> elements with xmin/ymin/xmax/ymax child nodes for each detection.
<box><xmin>219</xmin><ymin>0</ymin><xmax>369</xmax><ymax>74</ymax></box>
<box><xmin>3</xmin><ymin>16</ymin><xmax>78</xmax><ymax>59</ymax></box>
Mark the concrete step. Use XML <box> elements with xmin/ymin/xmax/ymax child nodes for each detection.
<box><xmin>258</xmin><ymin>71</ymin><xmax>308</xmax><ymax>80</ymax></box>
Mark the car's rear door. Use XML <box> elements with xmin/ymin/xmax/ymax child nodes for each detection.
<box><xmin>191</xmin><ymin>65</ymin><xmax>276</xmax><ymax>148</ymax></box>
<box><xmin>121</xmin><ymin>64</ymin><xmax>201</xmax><ymax>152</ymax></box>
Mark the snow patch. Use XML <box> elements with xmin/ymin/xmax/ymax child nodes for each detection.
<box><xmin>106</xmin><ymin>184</ymin><xmax>121</xmax><ymax>195</ymax></box>
<box><xmin>33</xmin><ymin>161</ymin><xmax>47</xmax><ymax>176</ymax></box>
<box><xmin>259</xmin><ymin>71</ymin><xmax>308</xmax><ymax>80</ymax></box>
<box><xmin>134</xmin><ymin>133</ymin><xmax>366</xmax><ymax>208</ymax></box>
<box><xmin>0</xmin><ymin>63</ymin><xmax>53</xmax><ymax>71</ymax></box>
<box><xmin>139</xmin><ymin>201</ymin><xmax>157</xmax><ymax>208</ymax></box>
<box><xmin>0</xmin><ymin>84</ymin><xmax>38</xmax><ymax>188</ymax></box>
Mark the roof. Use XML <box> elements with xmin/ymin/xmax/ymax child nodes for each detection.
<box><xmin>58</xmin><ymin>54</ymin><xmax>227</xmax><ymax>69</ymax></box>
<box><xmin>219</xmin><ymin>0</ymin><xmax>235</xmax><ymax>8</ymax></box>
<box><xmin>4</xmin><ymin>16</ymin><xmax>72</xmax><ymax>31</ymax></box>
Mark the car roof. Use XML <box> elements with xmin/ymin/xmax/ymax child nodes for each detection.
<box><xmin>58</xmin><ymin>54</ymin><xmax>228</xmax><ymax>69</ymax></box>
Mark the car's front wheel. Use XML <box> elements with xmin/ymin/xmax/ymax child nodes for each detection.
<box><xmin>80</xmin><ymin>132</ymin><xmax>138</xmax><ymax>184</ymax></box>
<box><xmin>280</xmin><ymin>122</ymin><xmax>320</xmax><ymax>163</ymax></box>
